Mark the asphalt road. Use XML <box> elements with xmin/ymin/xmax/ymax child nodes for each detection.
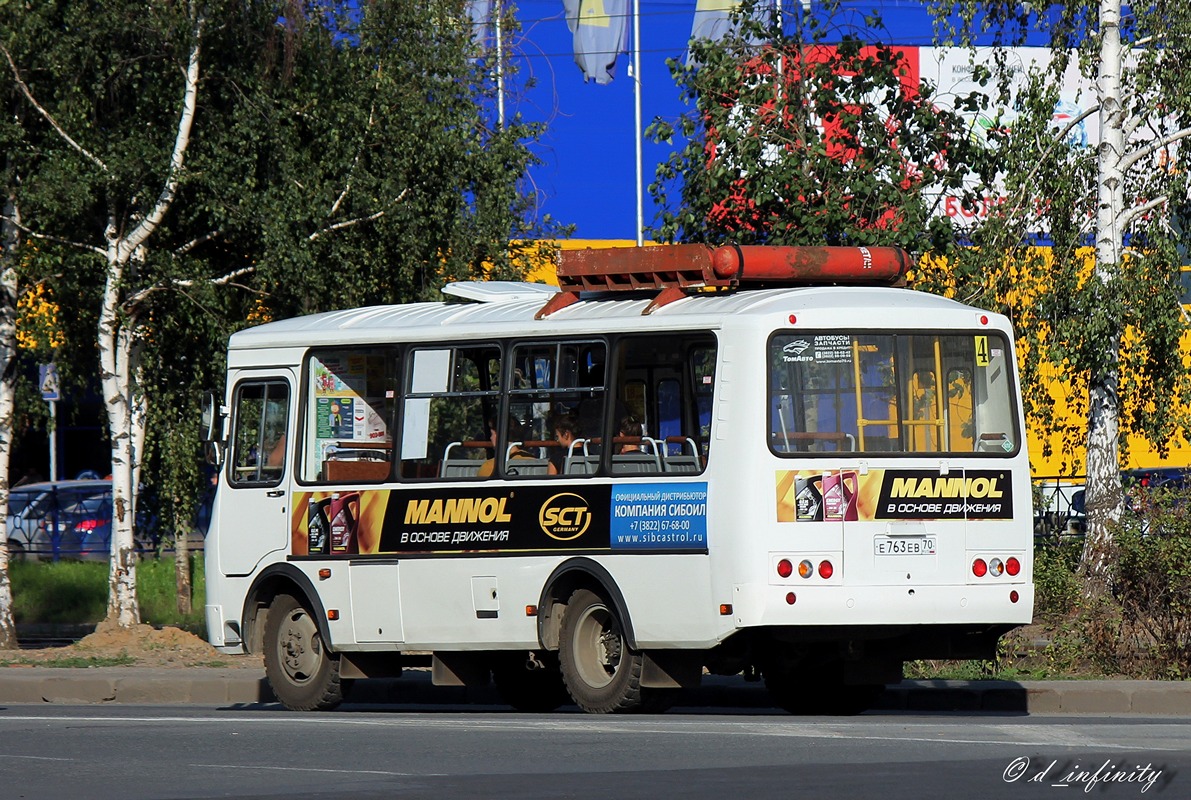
<box><xmin>0</xmin><ymin>704</ymin><xmax>1187</xmax><ymax>800</ymax></box>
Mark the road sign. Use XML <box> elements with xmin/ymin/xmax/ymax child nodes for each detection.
<box><xmin>39</xmin><ymin>364</ymin><xmax>59</xmax><ymax>402</ymax></box>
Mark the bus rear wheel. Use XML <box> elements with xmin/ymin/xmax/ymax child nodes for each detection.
<box><xmin>263</xmin><ymin>593</ymin><xmax>344</xmax><ymax>711</ymax></box>
<box><xmin>559</xmin><ymin>588</ymin><xmax>668</xmax><ymax>714</ymax></box>
<box><xmin>492</xmin><ymin>651</ymin><xmax>570</xmax><ymax>712</ymax></box>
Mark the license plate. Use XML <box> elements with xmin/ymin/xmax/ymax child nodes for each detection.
<box><xmin>874</xmin><ymin>536</ymin><xmax>936</xmax><ymax>556</ymax></box>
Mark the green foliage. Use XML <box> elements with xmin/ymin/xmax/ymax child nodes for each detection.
<box><xmin>1109</xmin><ymin>487</ymin><xmax>1191</xmax><ymax>678</ymax></box>
<box><xmin>1032</xmin><ymin>540</ymin><xmax>1082</xmax><ymax>621</ymax></box>
<box><xmin>1</xmin><ymin>1</ymin><xmax>561</xmax><ymax>537</ymax></box>
<box><xmin>10</xmin><ymin>556</ymin><xmax>205</xmax><ymax>629</ymax></box>
<box><xmin>924</xmin><ymin>0</ymin><xmax>1191</xmax><ymax>528</ymax></box>
<box><xmin>648</xmin><ymin>0</ymin><xmax>995</xmax><ymax>253</ymax></box>
<box><xmin>137</xmin><ymin>555</ymin><xmax>206</xmax><ymax>632</ymax></box>
<box><xmin>9</xmin><ymin>560</ymin><xmax>106</xmax><ymax>624</ymax></box>
<box><xmin>0</xmin><ymin>653</ymin><xmax>136</xmax><ymax>668</ymax></box>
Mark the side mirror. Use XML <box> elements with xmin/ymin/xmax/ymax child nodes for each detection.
<box><xmin>200</xmin><ymin>391</ymin><xmax>224</xmax><ymax>443</ymax></box>
<box><xmin>201</xmin><ymin>391</ymin><xmax>227</xmax><ymax>467</ymax></box>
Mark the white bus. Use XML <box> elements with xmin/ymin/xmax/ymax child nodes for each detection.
<box><xmin>201</xmin><ymin>244</ymin><xmax>1033</xmax><ymax>714</ymax></box>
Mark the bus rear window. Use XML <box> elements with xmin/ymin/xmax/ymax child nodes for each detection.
<box><xmin>768</xmin><ymin>332</ymin><xmax>1019</xmax><ymax>456</ymax></box>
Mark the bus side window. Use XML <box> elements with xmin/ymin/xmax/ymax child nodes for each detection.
<box><xmin>510</xmin><ymin>340</ymin><xmax>606</xmax><ymax>478</ymax></box>
<box><xmin>229</xmin><ymin>380</ymin><xmax>289</xmax><ymax>487</ymax></box>
<box><xmin>400</xmin><ymin>345</ymin><xmax>500</xmax><ymax>480</ymax></box>
<box><xmin>611</xmin><ymin>334</ymin><xmax>714</xmax><ymax>475</ymax></box>
<box><xmin>301</xmin><ymin>348</ymin><xmax>398</xmax><ymax>483</ymax></box>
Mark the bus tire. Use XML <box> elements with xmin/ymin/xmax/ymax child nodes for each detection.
<box><xmin>558</xmin><ymin>588</ymin><xmax>658</xmax><ymax>714</ymax></box>
<box><xmin>491</xmin><ymin>651</ymin><xmax>569</xmax><ymax>712</ymax></box>
<box><xmin>263</xmin><ymin>593</ymin><xmax>344</xmax><ymax>711</ymax></box>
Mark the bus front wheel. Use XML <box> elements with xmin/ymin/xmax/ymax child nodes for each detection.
<box><xmin>263</xmin><ymin>593</ymin><xmax>345</xmax><ymax>711</ymax></box>
<box><xmin>559</xmin><ymin>588</ymin><xmax>666</xmax><ymax>714</ymax></box>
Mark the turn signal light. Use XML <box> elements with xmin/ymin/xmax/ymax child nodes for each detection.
<box><xmin>798</xmin><ymin>559</ymin><xmax>814</xmax><ymax>578</ymax></box>
<box><xmin>777</xmin><ymin>558</ymin><xmax>794</xmax><ymax>578</ymax></box>
<box><xmin>989</xmin><ymin>558</ymin><xmax>1005</xmax><ymax>577</ymax></box>
<box><xmin>972</xmin><ymin>558</ymin><xmax>988</xmax><ymax>577</ymax></box>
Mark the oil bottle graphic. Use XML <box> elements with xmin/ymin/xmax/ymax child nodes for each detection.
<box><xmin>795</xmin><ymin>474</ymin><xmax>823</xmax><ymax>521</ymax></box>
<box><xmin>329</xmin><ymin>491</ymin><xmax>361</xmax><ymax>554</ymax></box>
<box><xmin>307</xmin><ymin>496</ymin><xmax>331</xmax><ymax>555</ymax></box>
<box><xmin>822</xmin><ymin>470</ymin><xmax>859</xmax><ymax>521</ymax></box>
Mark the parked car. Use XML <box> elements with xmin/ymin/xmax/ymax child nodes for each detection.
<box><xmin>7</xmin><ymin>480</ymin><xmax>112</xmax><ymax>560</ymax></box>
<box><xmin>1057</xmin><ymin>468</ymin><xmax>1191</xmax><ymax>539</ymax></box>
<box><xmin>61</xmin><ymin>494</ymin><xmax>162</xmax><ymax>560</ymax></box>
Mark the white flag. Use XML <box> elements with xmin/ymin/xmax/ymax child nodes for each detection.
<box><xmin>564</xmin><ymin>0</ymin><xmax>628</xmax><ymax>85</ymax></box>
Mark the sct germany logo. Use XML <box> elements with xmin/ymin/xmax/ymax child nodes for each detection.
<box><xmin>539</xmin><ymin>493</ymin><xmax>591</xmax><ymax>541</ymax></box>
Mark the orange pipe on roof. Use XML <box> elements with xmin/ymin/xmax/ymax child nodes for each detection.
<box><xmin>710</xmin><ymin>245</ymin><xmax>909</xmax><ymax>285</ymax></box>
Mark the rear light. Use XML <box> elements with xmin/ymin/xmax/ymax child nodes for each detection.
<box><xmin>74</xmin><ymin>519</ymin><xmax>102</xmax><ymax>532</ymax></box>
<box><xmin>817</xmin><ymin>560</ymin><xmax>833</xmax><ymax>579</ymax></box>
<box><xmin>776</xmin><ymin>558</ymin><xmax>794</xmax><ymax>578</ymax></box>
<box><xmin>972</xmin><ymin>555</ymin><xmax>1022</xmax><ymax>578</ymax></box>
<box><xmin>798</xmin><ymin>559</ymin><xmax>813</xmax><ymax>578</ymax></box>
<box><xmin>1010</xmin><ymin>590</ymin><xmax>1020</xmax><ymax>603</ymax></box>
<box><xmin>785</xmin><ymin>592</ymin><xmax>796</xmax><ymax>605</ymax></box>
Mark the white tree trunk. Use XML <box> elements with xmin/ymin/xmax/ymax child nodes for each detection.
<box><xmin>96</xmin><ymin>13</ymin><xmax>203</xmax><ymax>627</ymax></box>
<box><xmin>0</xmin><ymin>196</ymin><xmax>21</xmax><ymax>648</ymax></box>
<box><xmin>100</xmin><ymin>244</ymin><xmax>140</xmax><ymax>627</ymax></box>
<box><xmin>1081</xmin><ymin>0</ymin><xmax>1128</xmax><ymax>580</ymax></box>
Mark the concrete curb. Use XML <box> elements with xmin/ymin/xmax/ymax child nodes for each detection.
<box><xmin>0</xmin><ymin>667</ymin><xmax>1189</xmax><ymax>715</ymax></box>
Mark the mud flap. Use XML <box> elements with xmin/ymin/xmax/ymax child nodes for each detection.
<box><xmin>641</xmin><ymin>650</ymin><xmax>703</xmax><ymax>689</ymax></box>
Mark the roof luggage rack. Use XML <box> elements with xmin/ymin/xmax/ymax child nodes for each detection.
<box><xmin>536</xmin><ymin>244</ymin><xmax>910</xmax><ymax>318</ymax></box>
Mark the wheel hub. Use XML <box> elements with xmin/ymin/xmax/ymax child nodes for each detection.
<box><xmin>279</xmin><ymin>610</ymin><xmax>320</xmax><ymax>682</ymax></box>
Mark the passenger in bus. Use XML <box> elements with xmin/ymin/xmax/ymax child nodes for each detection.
<box><xmin>550</xmin><ymin>412</ymin><xmax>581</xmax><ymax>470</ymax></box>
<box><xmin>617</xmin><ymin>415</ymin><xmax>644</xmax><ymax>453</ymax></box>
<box><xmin>478</xmin><ymin>417</ymin><xmax>557</xmax><ymax>477</ymax></box>
<box><xmin>266</xmin><ymin>432</ymin><xmax>287</xmax><ymax>469</ymax></box>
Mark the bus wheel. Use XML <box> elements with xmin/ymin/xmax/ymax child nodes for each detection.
<box><xmin>559</xmin><ymin>588</ymin><xmax>654</xmax><ymax>713</ymax></box>
<box><xmin>263</xmin><ymin>593</ymin><xmax>344</xmax><ymax>711</ymax></box>
<box><xmin>492</xmin><ymin>651</ymin><xmax>569</xmax><ymax>712</ymax></box>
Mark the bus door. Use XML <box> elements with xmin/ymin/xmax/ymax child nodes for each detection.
<box><xmin>220</xmin><ymin>372</ymin><xmax>294</xmax><ymax>576</ymax></box>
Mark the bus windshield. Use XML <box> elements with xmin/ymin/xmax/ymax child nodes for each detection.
<box><xmin>768</xmin><ymin>331</ymin><xmax>1019</xmax><ymax>456</ymax></box>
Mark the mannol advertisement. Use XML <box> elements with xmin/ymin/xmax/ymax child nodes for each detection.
<box><xmin>776</xmin><ymin>469</ymin><xmax>1013</xmax><ymax>522</ymax></box>
<box><xmin>291</xmin><ymin>482</ymin><xmax>709</xmax><ymax>556</ymax></box>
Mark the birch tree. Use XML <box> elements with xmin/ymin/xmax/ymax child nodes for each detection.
<box><xmin>928</xmin><ymin>1</ymin><xmax>1191</xmax><ymax>581</ymax></box>
<box><xmin>0</xmin><ymin>2</ymin><xmax>207</xmax><ymax>625</ymax></box>
<box><xmin>0</xmin><ymin>197</ymin><xmax>19</xmax><ymax>648</ymax></box>
<box><xmin>2</xmin><ymin>0</ymin><xmax>554</xmax><ymax>626</ymax></box>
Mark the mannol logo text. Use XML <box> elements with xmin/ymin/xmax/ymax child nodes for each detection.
<box><xmin>889</xmin><ymin>475</ymin><xmax>1004</xmax><ymax>499</ymax></box>
<box><xmin>404</xmin><ymin>496</ymin><xmax>512</xmax><ymax>525</ymax></box>
<box><xmin>539</xmin><ymin>493</ymin><xmax>591</xmax><ymax>541</ymax></box>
